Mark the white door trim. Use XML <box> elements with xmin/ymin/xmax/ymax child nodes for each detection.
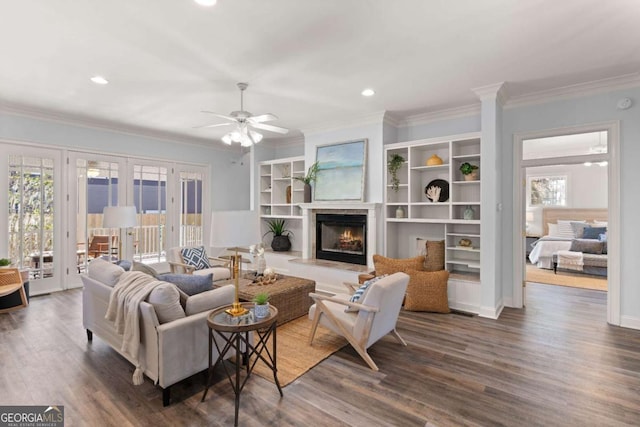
<box><xmin>512</xmin><ymin>121</ymin><xmax>620</xmax><ymax>325</ymax></box>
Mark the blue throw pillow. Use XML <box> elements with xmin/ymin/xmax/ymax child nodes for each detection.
<box><xmin>180</xmin><ymin>246</ymin><xmax>211</xmax><ymax>270</ymax></box>
<box><xmin>345</xmin><ymin>275</ymin><xmax>388</xmax><ymax>313</ymax></box>
<box><xmin>583</xmin><ymin>226</ymin><xmax>606</xmax><ymax>240</ymax></box>
<box><xmin>157</xmin><ymin>273</ymin><xmax>213</xmax><ymax>296</ymax></box>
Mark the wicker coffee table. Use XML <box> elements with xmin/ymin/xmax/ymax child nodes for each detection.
<box><xmin>215</xmin><ymin>274</ymin><xmax>315</xmax><ymax>325</ymax></box>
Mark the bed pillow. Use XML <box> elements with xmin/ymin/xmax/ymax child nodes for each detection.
<box><xmin>547</xmin><ymin>223</ymin><xmax>559</xmax><ymax>237</ymax></box>
<box><xmin>593</xmin><ymin>220</ymin><xmax>608</xmax><ymax>227</ymax></box>
<box><xmin>570</xmin><ymin>221</ymin><xmax>589</xmax><ymax>239</ymax></box>
<box><xmin>557</xmin><ymin>220</ymin><xmax>583</xmax><ymax>239</ymax></box>
<box><xmin>582</xmin><ymin>226</ymin><xmax>606</xmax><ymax>240</ymax></box>
<box><xmin>599</xmin><ymin>233</ymin><xmax>608</xmax><ymax>255</ymax></box>
<box><xmin>569</xmin><ymin>239</ymin><xmax>604</xmax><ymax>254</ymax></box>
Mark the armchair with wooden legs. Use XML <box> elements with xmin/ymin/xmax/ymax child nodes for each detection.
<box><xmin>0</xmin><ymin>268</ymin><xmax>29</xmax><ymax>313</ymax></box>
<box><xmin>308</xmin><ymin>272</ymin><xmax>409</xmax><ymax>371</ymax></box>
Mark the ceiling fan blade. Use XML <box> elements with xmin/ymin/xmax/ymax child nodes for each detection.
<box><xmin>248</xmin><ymin>113</ymin><xmax>278</xmax><ymax>123</ymax></box>
<box><xmin>250</xmin><ymin>122</ymin><xmax>289</xmax><ymax>134</ymax></box>
<box><xmin>200</xmin><ymin>111</ymin><xmax>237</xmax><ymax>122</ymax></box>
<box><xmin>193</xmin><ymin>122</ymin><xmax>233</xmax><ymax>129</ymax></box>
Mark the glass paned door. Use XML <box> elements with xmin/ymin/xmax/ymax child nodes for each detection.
<box><xmin>74</xmin><ymin>158</ymin><xmax>122</xmax><ymax>275</ymax></box>
<box><xmin>179</xmin><ymin>170</ymin><xmax>205</xmax><ymax>247</ymax></box>
<box><xmin>131</xmin><ymin>164</ymin><xmax>168</xmax><ymax>263</ymax></box>
<box><xmin>2</xmin><ymin>147</ymin><xmax>61</xmax><ymax>294</ymax></box>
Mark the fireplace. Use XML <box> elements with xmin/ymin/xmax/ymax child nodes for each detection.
<box><xmin>316</xmin><ymin>214</ymin><xmax>367</xmax><ymax>265</ymax></box>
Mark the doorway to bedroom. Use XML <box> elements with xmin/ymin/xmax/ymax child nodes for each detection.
<box><xmin>519</xmin><ymin>129</ymin><xmax>611</xmax><ymax>303</ymax></box>
<box><xmin>523</xmin><ymin>132</ymin><xmax>608</xmax><ymax>292</ymax></box>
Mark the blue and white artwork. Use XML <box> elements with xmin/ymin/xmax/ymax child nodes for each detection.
<box><xmin>314</xmin><ymin>139</ymin><xmax>367</xmax><ymax>201</ymax></box>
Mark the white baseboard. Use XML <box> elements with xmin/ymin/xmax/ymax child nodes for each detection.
<box><xmin>620</xmin><ymin>315</ymin><xmax>640</xmax><ymax>330</ymax></box>
<box><xmin>449</xmin><ymin>301</ymin><xmax>480</xmax><ymax>315</ymax></box>
<box><xmin>479</xmin><ymin>300</ymin><xmax>504</xmax><ymax>319</ymax></box>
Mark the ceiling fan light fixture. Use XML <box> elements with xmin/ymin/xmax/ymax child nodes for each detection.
<box><xmin>221</xmin><ymin>134</ymin><xmax>233</xmax><ymax>145</ymax></box>
<box><xmin>250</xmin><ymin>130</ymin><xmax>263</xmax><ymax>143</ymax></box>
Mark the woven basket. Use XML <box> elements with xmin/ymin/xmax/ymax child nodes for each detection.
<box><xmin>424</xmin><ymin>240</ymin><xmax>445</xmax><ymax>271</ymax></box>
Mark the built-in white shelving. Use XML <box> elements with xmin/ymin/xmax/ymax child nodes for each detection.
<box><xmin>259</xmin><ymin>156</ymin><xmax>305</xmax><ymax>219</ymax></box>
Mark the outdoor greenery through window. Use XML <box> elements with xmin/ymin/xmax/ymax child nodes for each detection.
<box><xmin>529</xmin><ymin>176</ymin><xmax>567</xmax><ymax>206</ymax></box>
<box><xmin>8</xmin><ymin>155</ymin><xmax>54</xmax><ymax>278</ymax></box>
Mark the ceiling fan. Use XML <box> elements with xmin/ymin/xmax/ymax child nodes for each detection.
<box><xmin>197</xmin><ymin>82</ymin><xmax>289</xmax><ymax>146</ymax></box>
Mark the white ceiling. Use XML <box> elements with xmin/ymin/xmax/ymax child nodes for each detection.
<box><xmin>0</xmin><ymin>0</ymin><xmax>639</xmax><ymax>147</ymax></box>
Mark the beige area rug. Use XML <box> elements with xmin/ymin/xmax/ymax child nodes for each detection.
<box><xmin>526</xmin><ymin>264</ymin><xmax>607</xmax><ymax>291</ymax></box>
<box><xmin>251</xmin><ymin>316</ymin><xmax>347</xmax><ymax>387</ymax></box>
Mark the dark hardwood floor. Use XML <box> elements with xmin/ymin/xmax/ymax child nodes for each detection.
<box><xmin>2</xmin><ymin>283</ymin><xmax>639</xmax><ymax>426</ymax></box>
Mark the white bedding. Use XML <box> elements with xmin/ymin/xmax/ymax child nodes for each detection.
<box><xmin>528</xmin><ymin>236</ymin><xmax>572</xmax><ymax>269</ymax></box>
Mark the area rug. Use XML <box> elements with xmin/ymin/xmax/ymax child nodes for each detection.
<box><xmin>250</xmin><ymin>316</ymin><xmax>347</xmax><ymax>387</ymax></box>
<box><xmin>526</xmin><ymin>264</ymin><xmax>607</xmax><ymax>291</ymax></box>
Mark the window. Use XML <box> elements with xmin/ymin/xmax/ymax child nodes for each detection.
<box><xmin>529</xmin><ymin>175</ymin><xmax>567</xmax><ymax>206</ymax></box>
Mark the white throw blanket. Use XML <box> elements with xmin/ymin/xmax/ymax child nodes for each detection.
<box><xmin>557</xmin><ymin>250</ymin><xmax>584</xmax><ymax>271</ymax></box>
<box><xmin>105</xmin><ymin>271</ymin><xmax>165</xmax><ymax>385</ymax></box>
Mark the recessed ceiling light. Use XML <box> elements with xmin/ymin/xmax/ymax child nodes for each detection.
<box><xmin>361</xmin><ymin>88</ymin><xmax>375</xmax><ymax>97</ymax></box>
<box><xmin>194</xmin><ymin>0</ymin><xmax>217</xmax><ymax>6</ymax></box>
<box><xmin>90</xmin><ymin>75</ymin><xmax>109</xmax><ymax>85</ymax></box>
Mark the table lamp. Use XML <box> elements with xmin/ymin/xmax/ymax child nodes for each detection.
<box><xmin>210</xmin><ymin>210</ymin><xmax>260</xmax><ymax>316</ymax></box>
<box><xmin>102</xmin><ymin>206</ymin><xmax>138</xmax><ymax>261</ymax></box>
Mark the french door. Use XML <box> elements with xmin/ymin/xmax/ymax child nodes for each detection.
<box><xmin>0</xmin><ymin>144</ymin><xmax>63</xmax><ymax>294</ymax></box>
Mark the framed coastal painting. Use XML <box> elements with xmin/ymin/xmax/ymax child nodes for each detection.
<box><xmin>314</xmin><ymin>139</ymin><xmax>367</xmax><ymax>201</ymax></box>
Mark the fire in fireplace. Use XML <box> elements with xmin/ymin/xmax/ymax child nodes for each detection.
<box><xmin>316</xmin><ymin>214</ymin><xmax>367</xmax><ymax>265</ymax></box>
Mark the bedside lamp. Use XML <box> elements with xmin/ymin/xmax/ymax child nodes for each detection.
<box><xmin>210</xmin><ymin>210</ymin><xmax>260</xmax><ymax>316</ymax></box>
<box><xmin>102</xmin><ymin>206</ymin><xmax>137</xmax><ymax>261</ymax></box>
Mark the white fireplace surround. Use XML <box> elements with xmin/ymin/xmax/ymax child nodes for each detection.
<box><xmin>299</xmin><ymin>202</ymin><xmax>381</xmax><ymax>268</ymax></box>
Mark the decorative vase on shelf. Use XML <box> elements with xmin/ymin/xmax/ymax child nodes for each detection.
<box><xmin>426</xmin><ymin>154</ymin><xmax>443</xmax><ymax>166</ymax></box>
<box><xmin>395</xmin><ymin>206</ymin><xmax>405</xmax><ymax>218</ymax></box>
<box><xmin>463</xmin><ymin>205</ymin><xmax>475</xmax><ymax>220</ymax></box>
<box><xmin>303</xmin><ymin>183</ymin><xmax>312</xmax><ymax>203</ymax></box>
<box><xmin>286</xmin><ymin>185</ymin><xmax>292</xmax><ymax>204</ymax></box>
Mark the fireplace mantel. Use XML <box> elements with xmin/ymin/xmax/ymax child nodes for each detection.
<box><xmin>299</xmin><ymin>202</ymin><xmax>381</xmax><ymax>268</ymax></box>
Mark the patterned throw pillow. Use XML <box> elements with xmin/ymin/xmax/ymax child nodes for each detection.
<box><xmin>345</xmin><ymin>275</ymin><xmax>388</xmax><ymax>313</ymax></box>
<box><xmin>181</xmin><ymin>246</ymin><xmax>211</xmax><ymax>270</ymax></box>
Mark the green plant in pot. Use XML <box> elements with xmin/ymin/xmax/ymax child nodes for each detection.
<box><xmin>292</xmin><ymin>161</ymin><xmax>319</xmax><ymax>203</ymax></box>
<box><xmin>0</xmin><ymin>258</ymin><xmax>11</xmax><ymax>267</ymax></box>
<box><xmin>264</xmin><ymin>219</ymin><xmax>293</xmax><ymax>252</ymax></box>
<box><xmin>387</xmin><ymin>154</ymin><xmax>405</xmax><ymax>192</ymax></box>
<box><xmin>253</xmin><ymin>292</ymin><xmax>270</xmax><ymax>318</ymax></box>
<box><xmin>459</xmin><ymin>162</ymin><xmax>479</xmax><ymax>181</ymax></box>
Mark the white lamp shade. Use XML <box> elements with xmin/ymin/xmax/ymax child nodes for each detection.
<box><xmin>102</xmin><ymin>206</ymin><xmax>138</xmax><ymax>228</ymax></box>
<box><xmin>210</xmin><ymin>210</ymin><xmax>260</xmax><ymax>249</ymax></box>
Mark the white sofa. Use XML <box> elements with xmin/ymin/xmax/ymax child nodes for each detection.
<box><xmin>82</xmin><ymin>259</ymin><xmax>235</xmax><ymax>406</ymax></box>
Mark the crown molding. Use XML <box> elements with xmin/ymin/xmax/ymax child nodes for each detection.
<box><xmin>505</xmin><ymin>72</ymin><xmax>640</xmax><ymax>109</ymax></box>
<box><xmin>383</xmin><ymin>111</ymin><xmax>402</xmax><ymax>127</ymax></box>
<box><xmin>0</xmin><ymin>100</ymin><xmax>239</xmax><ymax>153</ymax></box>
<box><xmin>300</xmin><ymin>111</ymin><xmax>387</xmax><ymax>136</ymax></box>
<box><xmin>472</xmin><ymin>82</ymin><xmax>508</xmax><ymax>105</ymax></box>
<box><xmin>397</xmin><ymin>103</ymin><xmax>481</xmax><ymax>128</ymax></box>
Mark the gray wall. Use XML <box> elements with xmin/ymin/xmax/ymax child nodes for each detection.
<box><xmin>501</xmin><ymin>86</ymin><xmax>640</xmax><ymax>323</ymax></box>
<box><xmin>0</xmin><ymin>111</ymin><xmax>251</xmax><ymax>210</ymax></box>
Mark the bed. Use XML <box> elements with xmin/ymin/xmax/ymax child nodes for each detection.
<box><xmin>528</xmin><ymin>208</ymin><xmax>608</xmax><ymax>272</ymax></box>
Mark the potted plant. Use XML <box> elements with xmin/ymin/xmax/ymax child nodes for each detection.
<box><xmin>293</xmin><ymin>161</ymin><xmax>319</xmax><ymax>203</ymax></box>
<box><xmin>0</xmin><ymin>258</ymin><xmax>11</xmax><ymax>267</ymax></box>
<box><xmin>253</xmin><ymin>292</ymin><xmax>270</xmax><ymax>318</ymax></box>
<box><xmin>459</xmin><ymin>162</ymin><xmax>479</xmax><ymax>181</ymax></box>
<box><xmin>263</xmin><ymin>219</ymin><xmax>293</xmax><ymax>252</ymax></box>
<box><xmin>387</xmin><ymin>154</ymin><xmax>405</xmax><ymax>192</ymax></box>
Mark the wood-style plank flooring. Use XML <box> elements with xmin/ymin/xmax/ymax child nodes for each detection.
<box><xmin>1</xmin><ymin>283</ymin><xmax>640</xmax><ymax>426</ymax></box>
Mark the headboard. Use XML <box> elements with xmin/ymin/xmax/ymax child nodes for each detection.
<box><xmin>542</xmin><ymin>208</ymin><xmax>608</xmax><ymax>236</ymax></box>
